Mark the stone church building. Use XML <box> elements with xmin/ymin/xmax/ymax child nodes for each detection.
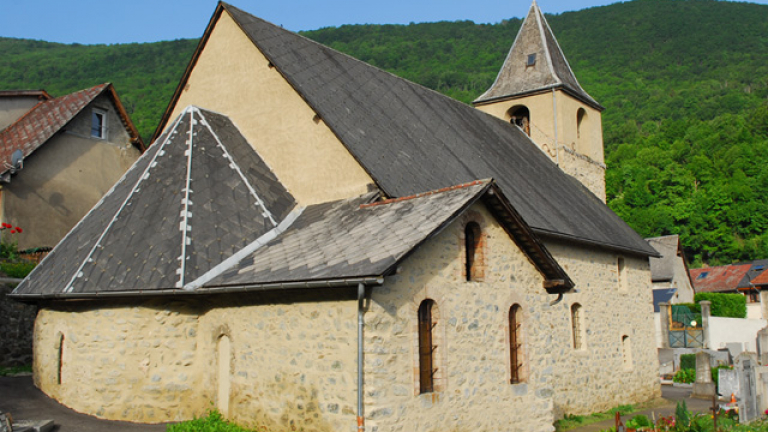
<box><xmin>12</xmin><ymin>2</ymin><xmax>661</xmax><ymax>431</ymax></box>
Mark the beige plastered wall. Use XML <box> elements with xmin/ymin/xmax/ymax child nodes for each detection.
<box><xmin>543</xmin><ymin>239</ymin><xmax>661</xmax><ymax>416</ymax></box>
<box><xmin>34</xmin><ymin>292</ymin><xmax>360</xmax><ymax>431</ymax></box>
<box><xmin>0</xmin><ymin>96</ymin><xmax>40</xmax><ymax>130</ymax></box>
<box><xmin>167</xmin><ymin>11</ymin><xmax>374</xmax><ymax>206</ymax></box>
<box><xmin>475</xmin><ymin>91</ymin><xmax>606</xmax><ymax>201</ymax></box>
<box><xmin>2</xmin><ymin>123</ymin><xmax>138</xmax><ymax>249</ymax></box>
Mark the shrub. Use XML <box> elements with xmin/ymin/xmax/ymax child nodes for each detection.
<box><xmin>166</xmin><ymin>410</ymin><xmax>253</xmax><ymax>432</ymax></box>
<box><xmin>0</xmin><ymin>261</ymin><xmax>36</xmax><ymax>278</ymax></box>
<box><xmin>695</xmin><ymin>293</ymin><xmax>747</xmax><ymax>318</ymax></box>
<box><xmin>626</xmin><ymin>414</ymin><xmax>652</xmax><ymax>429</ymax></box>
<box><xmin>673</xmin><ymin>368</ymin><xmax>695</xmax><ymax>384</ymax></box>
<box><xmin>676</xmin><ymin>303</ymin><xmax>702</xmax><ymax>314</ymax></box>
<box><xmin>680</xmin><ymin>354</ymin><xmax>696</xmax><ymax>370</ymax></box>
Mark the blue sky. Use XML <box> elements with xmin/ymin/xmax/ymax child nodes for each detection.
<box><xmin>2</xmin><ymin>0</ymin><xmax>767</xmax><ymax>45</ymax></box>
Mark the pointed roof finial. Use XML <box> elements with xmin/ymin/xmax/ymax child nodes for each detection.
<box><xmin>474</xmin><ymin>1</ymin><xmax>602</xmax><ymax>110</ymax></box>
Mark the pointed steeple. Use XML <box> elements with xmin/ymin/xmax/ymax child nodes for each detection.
<box><xmin>475</xmin><ymin>1</ymin><xmax>602</xmax><ymax>110</ymax></box>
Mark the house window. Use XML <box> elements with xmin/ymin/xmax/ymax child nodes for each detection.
<box><xmin>418</xmin><ymin>299</ymin><xmax>437</xmax><ymax>393</ymax></box>
<box><xmin>509</xmin><ymin>304</ymin><xmax>524</xmax><ymax>384</ymax></box>
<box><xmin>622</xmin><ymin>335</ymin><xmax>632</xmax><ymax>369</ymax></box>
<box><xmin>618</xmin><ymin>256</ymin><xmax>627</xmax><ymax>291</ymax></box>
<box><xmin>571</xmin><ymin>303</ymin><xmax>584</xmax><ymax>350</ymax></box>
<box><xmin>465</xmin><ymin>222</ymin><xmax>481</xmax><ymax>282</ymax></box>
<box><xmin>91</xmin><ymin>109</ymin><xmax>107</xmax><ymax>139</ymax></box>
<box><xmin>527</xmin><ymin>53</ymin><xmax>537</xmax><ymax>66</ymax></box>
<box><xmin>507</xmin><ymin>105</ymin><xmax>531</xmax><ymax>136</ymax></box>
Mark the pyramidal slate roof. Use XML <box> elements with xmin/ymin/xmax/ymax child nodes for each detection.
<box><xmin>0</xmin><ymin>84</ymin><xmax>143</xmax><ymax>176</ymax></box>
<box><xmin>12</xmin><ymin>106</ymin><xmax>297</xmax><ymax>296</ymax></box>
<box><xmin>154</xmin><ymin>2</ymin><xmax>656</xmax><ymax>258</ymax></box>
<box><xmin>473</xmin><ymin>1</ymin><xmax>602</xmax><ymax>110</ymax></box>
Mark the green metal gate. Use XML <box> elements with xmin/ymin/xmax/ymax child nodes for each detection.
<box><xmin>668</xmin><ymin>305</ymin><xmax>703</xmax><ymax>348</ymax></box>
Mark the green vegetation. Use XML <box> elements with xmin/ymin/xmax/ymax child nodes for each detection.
<box><xmin>555</xmin><ymin>404</ymin><xmax>639</xmax><ymax>431</ymax></box>
<box><xmin>695</xmin><ymin>293</ymin><xmax>747</xmax><ymax>318</ymax></box>
<box><xmin>673</xmin><ymin>368</ymin><xmax>696</xmax><ymax>384</ymax></box>
<box><xmin>166</xmin><ymin>410</ymin><xmax>254</xmax><ymax>432</ymax></box>
<box><xmin>0</xmin><ymin>261</ymin><xmax>35</xmax><ymax>279</ymax></box>
<box><xmin>2</xmin><ymin>0</ymin><xmax>768</xmax><ymax>266</ymax></box>
<box><xmin>0</xmin><ymin>365</ymin><xmax>32</xmax><ymax>376</ymax></box>
<box><xmin>680</xmin><ymin>354</ymin><xmax>696</xmax><ymax>371</ymax></box>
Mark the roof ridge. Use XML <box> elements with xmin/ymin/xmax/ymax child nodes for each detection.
<box><xmin>359</xmin><ymin>180</ymin><xmax>490</xmax><ymax>209</ymax></box>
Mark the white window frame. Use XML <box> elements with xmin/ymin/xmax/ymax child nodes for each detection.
<box><xmin>91</xmin><ymin>108</ymin><xmax>107</xmax><ymax>139</ymax></box>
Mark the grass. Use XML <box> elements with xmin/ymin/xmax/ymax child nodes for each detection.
<box><xmin>555</xmin><ymin>398</ymin><xmax>669</xmax><ymax>432</ymax></box>
<box><xmin>0</xmin><ymin>365</ymin><xmax>32</xmax><ymax>376</ymax></box>
<box><xmin>166</xmin><ymin>410</ymin><xmax>254</xmax><ymax>432</ymax></box>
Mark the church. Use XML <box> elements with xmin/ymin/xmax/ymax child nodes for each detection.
<box><xmin>11</xmin><ymin>2</ymin><xmax>660</xmax><ymax>431</ymax></box>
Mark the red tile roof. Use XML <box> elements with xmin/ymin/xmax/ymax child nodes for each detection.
<box><xmin>751</xmin><ymin>269</ymin><xmax>768</xmax><ymax>286</ymax></box>
<box><xmin>0</xmin><ymin>84</ymin><xmax>114</xmax><ymax>175</ymax></box>
<box><xmin>690</xmin><ymin>264</ymin><xmax>752</xmax><ymax>293</ymax></box>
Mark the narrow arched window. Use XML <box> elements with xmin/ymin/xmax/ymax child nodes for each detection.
<box><xmin>618</xmin><ymin>256</ymin><xmax>627</xmax><ymax>291</ymax></box>
<box><xmin>509</xmin><ymin>305</ymin><xmax>523</xmax><ymax>384</ymax></box>
<box><xmin>465</xmin><ymin>222</ymin><xmax>481</xmax><ymax>281</ymax></box>
<box><xmin>507</xmin><ymin>105</ymin><xmax>531</xmax><ymax>136</ymax></box>
<box><xmin>418</xmin><ymin>300</ymin><xmax>436</xmax><ymax>393</ymax></box>
<box><xmin>571</xmin><ymin>303</ymin><xmax>584</xmax><ymax>350</ymax></box>
<box><xmin>622</xmin><ymin>335</ymin><xmax>632</xmax><ymax>369</ymax></box>
<box><xmin>217</xmin><ymin>335</ymin><xmax>232</xmax><ymax>417</ymax></box>
<box><xmin>576</xmin><ymin>108</ymin><xmax>587</xmax><ymax>139</ymax></box>
<box><xmin>56</xmin><ymin>333</ymin><xmax>65</xmax><ymax>385</ymax></box>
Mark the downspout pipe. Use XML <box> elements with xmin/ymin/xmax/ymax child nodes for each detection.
<box><xmin>357</xmin><ymin>282</ymin><xmax>366</xmax><ymax>432</ymax></box>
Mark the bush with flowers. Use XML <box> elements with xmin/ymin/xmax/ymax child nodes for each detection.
<box><xmin>0</xmin><ymin>223</ymin><xmax>35</xmax><ymax>278</ymax></box>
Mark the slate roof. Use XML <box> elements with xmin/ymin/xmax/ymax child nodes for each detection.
<box><xmin>12</xmin><ymin>106</ymin><xmax>297</xmax><ymax>296</ymax></box>
<box><xmin>690</xmin><ymin>264</ymin><xmax>752</xmax><ymax>294</ymax></box>
<box><xmin>652</xmin><ymin>288</ymin><xmax>677</xmax><ymax>313</ymax></box>
<box><xmin>0</xmin><ymin>84</ymin><xmax>143</xmax><ymax>176</ymax></box>
<box><xmin>473</xmin><ymin>1</ymin><xmax>602</xmax><ymax>110</ymax></box>
<box><xmin>155</xmin><ymin>2</ymin><xmax>656</xmax><ymax>258</ymax></box>
<box><xmin>647</xmin><ymin>235</ymin><xmax>688</xmax><ymax>283</ymax></box>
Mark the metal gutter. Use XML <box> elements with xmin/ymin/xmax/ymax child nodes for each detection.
<box><xmin>9</xmin><ymin>277</ymin><xmax>384</xmax><ymax>302</ymax></box>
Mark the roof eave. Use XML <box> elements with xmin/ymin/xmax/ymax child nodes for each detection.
<box><xmin>534</xmin><ymin>228</ymin><xmax>662</xmax><ymax>258</ymax></box>
<box><xmin>473</xmin><ymin>84</ymin><xmax>605</xmax><ymax>112</ymax></box>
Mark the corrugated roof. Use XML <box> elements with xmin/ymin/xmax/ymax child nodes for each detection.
<box><xmin>690</xmin><ymin>264</ymin><xmax>752</xmax><ymax>293</ymax></box>
<box><xmin>474</xmin><ymin>2</ymin><xmax>602</xmax><ymax>109</ymax></box>
<box><xmin>0</xmin><ymin>84</ymin><xmax>143</xmax><ymax>176</ymax></box>
<box><xmin>192</xmin><ymin>3</ymin><xmax>656</xmax><ymax>257</ymax></box>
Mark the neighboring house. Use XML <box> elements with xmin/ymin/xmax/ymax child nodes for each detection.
<box><xmin>11</xmin><ymin>3</ymin><xmax>661</xmax><ymax>432</ymax></box>
<box><xmin>0</xmin><ymin>84</ymin><xmax>144</xmax><ymax>250</ymax></box>
<box><xmin>690</xmin><ymin>261</ymin><xmax>768</xmax><ymax>319</ymax></box>
<box><xmin>648</xmin><ymin>235</ymin><xmax>695</xmax><ymax>304</ymax></box>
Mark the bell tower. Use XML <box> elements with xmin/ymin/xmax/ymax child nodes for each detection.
<box><xmin>474</xmin><ymin>1</ymin><xmax>607</xmax><ymax>201</ymax></box>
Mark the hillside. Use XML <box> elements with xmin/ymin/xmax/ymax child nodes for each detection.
<box><xmin>1</xmin><ymin>0</ymin><xmax>767</xmax><ymax>266</ymax></box>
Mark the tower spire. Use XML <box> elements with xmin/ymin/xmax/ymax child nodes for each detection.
<box><xmin>474</xmin><ymin>1</ymin><xmax>602</xmax><ymax>110</ymax></box>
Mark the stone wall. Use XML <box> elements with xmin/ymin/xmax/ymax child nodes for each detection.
<box><xmin>558</xmin><ymin>147</ymin><xmax>606</xmax><ymax>202</ymax></box>
<box><xmin>0</xmin><ymin>282</ymin><xmax>36</xmax><ymax>367</ymax></box>
<box><xmin>33</xmin><ymin>291</ymin><xmax>359</xmax><ymax>430</ymax></box>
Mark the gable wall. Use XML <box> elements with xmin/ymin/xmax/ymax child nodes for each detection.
<box><xmin>543</xmin><ymin>240</ymin><xmax>660</xmax><ymax>415</ymax></box>
<box><xmin>0</xmin><ymin>96</ymin><xmax>41</xmax><ymax>131</ymax></box>
<box><xmin>365</xmin><ymin>202</ymin><xmax>556</xmax><ymax>431</ymax></box>
<box><xmin>2</xmin><ymin>95</ymin><xmax>139</xmax><ymax>249</ymax></box>
<box><xmin>166</xmin><ymin>12</ymin><xmax>375</xmax><ymax>206</ymax></box>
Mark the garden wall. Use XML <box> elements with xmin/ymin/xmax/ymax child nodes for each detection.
<box><xmin>0</xmin><ymin>280</ymin><xmax>36</xmax><ymax>366</ymax></box>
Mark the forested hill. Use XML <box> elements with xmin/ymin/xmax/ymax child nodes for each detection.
<box><xmin>1</xmin><ymin>0</ymin><xmax>767</xmax><ymax>266</ymax></box>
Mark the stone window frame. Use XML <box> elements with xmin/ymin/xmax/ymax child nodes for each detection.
<box><xmin>570</xmin><ymin>303</ymin><xmax>586</xmax><ymax>351</ymax></box>
<box><xmin>507</xmin><ymin>303</ymin><xmax>527</xmax><ymax>384</ymax></box>
<box><xmin>458</xmin><ymin>211</ymin><xmax>487</xmax><ymax>283</ymax></box>
<box><xmin>411</xmin><ymin>293</ymin><xmax>446</xmax><ymax>396</ymax></box>
<box><xmin>617</xmin><ymin>256</ymin><xmax>628</xmax><ymax>292</ymax></box>
<box><xmin>213</xmin><ymin>325</ymin><xmax>233</xmax><ymax>417</ymax></box>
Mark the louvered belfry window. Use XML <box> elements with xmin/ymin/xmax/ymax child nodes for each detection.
<box><xmin>418</xmin><ymin>300</ymin><xmax>436</xmax><ymax>393</ymax></box>
<box><xmin>510</xmin><ymin>305</ymin><xmax>523</xmax><ymax>383</ymax></box>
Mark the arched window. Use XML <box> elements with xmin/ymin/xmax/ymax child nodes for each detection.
<box><xmin>56</xmin><ymin>333</ymin><xmax>65</xmax><ymax>385</ymax></box>
<box><xmin>465</xmin><ymin>222</ymin><xmax>481</xmax><ymax>282</ymax></box>
<box><xmin>622</xmin><ymin>335</ymin><xmax>632</xmax><ymax>369</ymax></box>
<box><xmin>618</xmin><ymin>256</ymin><xmax>627</xmax><ymax>291</ymax></box>
<box><xmin>571</xmin><ymin>303</ymin><xmax>584</xmax><ymax>350</ymax></box>
<box><xmin>576</xmin><ymin>108</ymin><xmax>587</xmax><ymax>139</ymax></box>
<box><xmin>418</xmin><ymin>300</ymin><xmax>437</xmax><ymax>393</ymax></box>
<box><xmin>217</xmin><ymin>335</ymin><xmax>232</xmax><ymax>417</ymax></box>
<box><xmin>507</xmin><ymin>105</ymin><xmax>531</xmax><ymax>136</ymax></box>
<box><xmin>509</xmin><ymin>305</ymin><xmax>524</xmax><ymax>384</ymax></box>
